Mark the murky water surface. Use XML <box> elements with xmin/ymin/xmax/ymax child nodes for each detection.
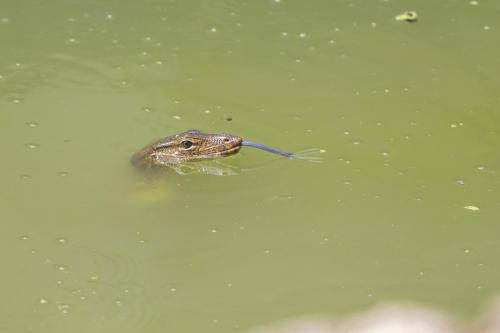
<box><xmin>1</xmin><ymin>0</ymin><xmax>500</xmax><ymax>332</ymax></box>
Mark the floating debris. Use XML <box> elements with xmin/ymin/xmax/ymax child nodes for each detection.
<box><xmin>395</xmin><ymin>11</ymin><xmax>418</xmax><ymax>23</ymax></box>
<box><xmin>25</xmin><ymin>143</ymin><xmax>40</xmax><ymax>150</ymax></box>
<box><xmin>464</xmin><ymin>205</ymin><xmax>480</xmax><ymax>211</ymax></box>
<box><xmin>450</xmin><ymin>122</ymin><xmax>464</xmax><ymax>128</ymax></box>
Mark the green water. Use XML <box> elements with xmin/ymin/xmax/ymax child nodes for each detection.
<box><xmin>1</xmin><ymin>0</ymin><xmax>500</xmax><ymax>332</ymax></box>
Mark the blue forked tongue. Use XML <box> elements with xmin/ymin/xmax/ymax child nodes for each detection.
<box><xmin>241</xmin><ymin>141</ymin><xmax>323</xmax><ymax>162</ymax></box>
<box><xmin>241</xmin><ymin>141</ymin><xmax>293</xmax><ymax>157</ymax></box>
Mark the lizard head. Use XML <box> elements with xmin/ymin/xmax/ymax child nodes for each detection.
<box><xmin>132</xmin><ymin>129</ymin><xmax>242</xmax><ymax>169</ymax></box>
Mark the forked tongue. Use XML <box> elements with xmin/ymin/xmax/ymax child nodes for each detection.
<box><xmin>241</xmin><ymin>141</ymin><xmax>323</xmax><ymax>163</ymax></box>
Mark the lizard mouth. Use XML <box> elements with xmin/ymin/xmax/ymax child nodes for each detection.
<box><xmin>220</xmin><ymin>144</ymin><xmax>242</xmax><ymax>156</ymax></box>
<box><xmin>186</xmin><ymin>135</ymin><xmax>242</xmax><ymax>161</ymax></box>
<box><xmin>213</xmin><ymin>136</ymin><xmax>242</xmax><ymax>156</ymax></box>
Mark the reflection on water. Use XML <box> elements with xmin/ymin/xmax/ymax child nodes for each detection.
<box><xmin>133</xmin><ymin>150</ymin><xmax>323</xmax><ymax>176</ymax></box>
<box><xmin>144</xmin><ymin>160</ymin><xmax>242</xmax><ymax>176</ymax></box>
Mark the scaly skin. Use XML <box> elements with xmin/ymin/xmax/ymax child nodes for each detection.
<box><xmin>131</xmin><ymin>129</ymin><xmax>242</xmax><ymax>169</ymax></box>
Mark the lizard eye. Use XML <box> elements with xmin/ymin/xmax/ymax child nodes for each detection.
<box><xmin>181</xmin><ymin>140</ymin><xmax>193</xmax><ymax>149</ymax></box>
